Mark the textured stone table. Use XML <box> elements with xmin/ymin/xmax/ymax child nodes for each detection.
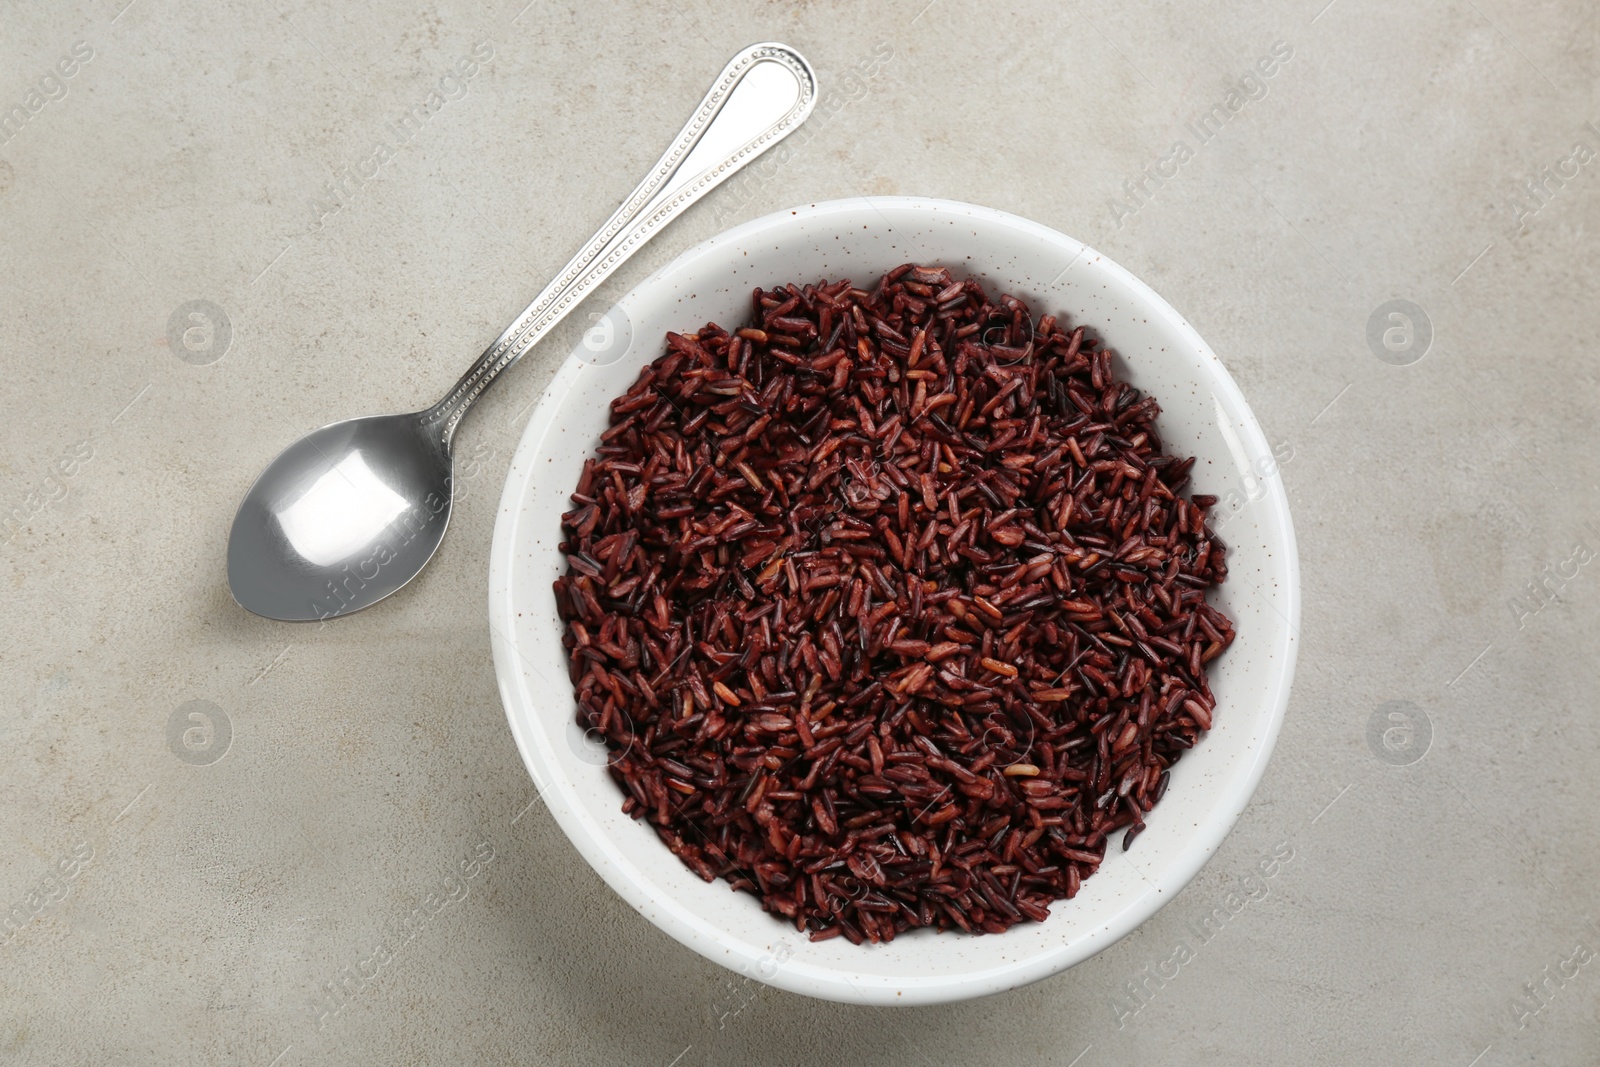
<box><xmin>3</xmin><ymin>1</ymin><xmax>1597</xmax><ymax>1064</ymax></box>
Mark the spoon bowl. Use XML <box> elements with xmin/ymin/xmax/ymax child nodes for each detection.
<box><xmin>227</xmin><ymin>413</ymin><xmax>452</xmax><ymax>621</ymax></box>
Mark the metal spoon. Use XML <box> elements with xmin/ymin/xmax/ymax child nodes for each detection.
<box><xmin>227</xmin><ymin>44</ymin><xmax>816</xmax><ymax>621</ymax></box>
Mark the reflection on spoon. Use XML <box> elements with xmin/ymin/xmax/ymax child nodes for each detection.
<box><xmin>277</xmin><ymin>452</ymin><xmax>409</xmax><ymax>568</ymax></box>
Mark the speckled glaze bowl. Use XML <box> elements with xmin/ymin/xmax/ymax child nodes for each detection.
<box><xmin>488</xmin><ymin>197</ymin><xmax>1299</xmax><ymax>1005</ymax></box>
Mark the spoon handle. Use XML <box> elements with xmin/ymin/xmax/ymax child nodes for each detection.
<box><xmin>424</xmin><ymin>42</ymin><xmax>817</xmax><ymax>445</ymax></box>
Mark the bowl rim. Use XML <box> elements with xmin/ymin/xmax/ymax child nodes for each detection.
<box><xmin>488</xmin><ymin>195</ymin><xmax>1300</xmax><ymax>1005</ymax></box>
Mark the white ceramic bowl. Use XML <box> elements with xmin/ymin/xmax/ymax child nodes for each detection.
<box><xmin>489</xmin><ymin>197</ymin><xmax>1298</xmax><ymax>1005</ymax></box>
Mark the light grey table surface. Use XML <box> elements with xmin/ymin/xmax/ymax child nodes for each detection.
<box><xmin>3</xmin><ymin>1</ymin><xmax>1598</xmax><ymax>1064</ymax></box>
